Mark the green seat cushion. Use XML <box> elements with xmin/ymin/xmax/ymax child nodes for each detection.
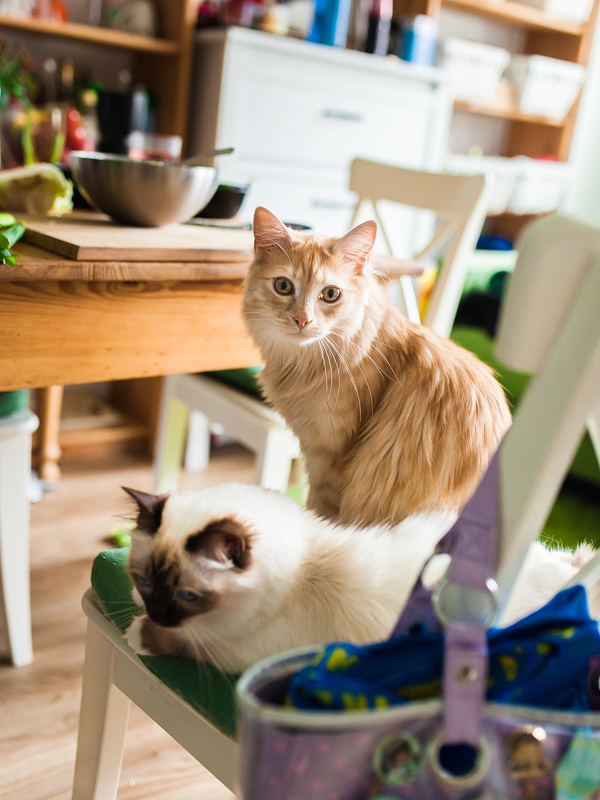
<box><xmin>203</xmin><ymin>367</ymin><xmax>264</xmax><ymax>400</ymax></box>
<box><xmin>0</xmin><ymin>390</ymin><xmax>29</xmax><ymax>417</ymax></box>
<box><xmin>91</xmin><ymin>548</ymin><xmax>238</xmax><ymax>737</ymax></box>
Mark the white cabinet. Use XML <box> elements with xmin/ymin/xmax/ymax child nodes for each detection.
<box><xmin>187</xmin><ymin>27</ymin><xmax>453</xmax><ymax>255</ymax></box>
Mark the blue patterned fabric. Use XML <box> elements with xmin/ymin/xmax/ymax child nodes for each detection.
<box><xmin>288</xmin><ymin>586</ymin><xmax>600</xmax><ymax>713</ymax></box>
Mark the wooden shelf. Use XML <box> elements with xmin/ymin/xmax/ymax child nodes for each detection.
<box><xmin>454</xmin><ymin>98</ymin><xmax>566</xmax><ymax>126</ymax></box>
<box><xmin>443</xmin><ymin>0</ymin><xmax>586</xmax><ymax>34</ymax></box>
<box><xmin>0</xmin><ymin>14</ymin><xmax>179</xmax><ymax>54</ymax></box>
<box><xmin>58</xmin><ymin>420</ymin><xmax>151</xmax><ymax>461</ymax></box>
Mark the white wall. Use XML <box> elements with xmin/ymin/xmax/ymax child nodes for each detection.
<box><xmin>562</xmin><ymin>13</ymin><xmax>600</xmax><ymax>221</ymax></box>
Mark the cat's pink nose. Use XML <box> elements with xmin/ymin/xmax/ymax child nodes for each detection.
<box><xmin>294</xmin><ymin>316</ymin><xmax>311</xmax><ymax>330</ymax></box>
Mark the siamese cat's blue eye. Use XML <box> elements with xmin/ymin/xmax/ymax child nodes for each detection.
<box><xmin>321</xmin><ymin>286</ymin><xmax>341</xmax><ymax>303</ymax></box>
<box><xmin>273</xmin><ymin>277</ymin><xmax>294</xmax><ymax>295</ymax></box>
<box><xmin>178</xmin><ymin>589</ymin><xmax>200</xmax><ymax>602</ymax></box>
<box><xmin>135</xmin><ymin>573</ymin><xmax>151</xmax><ymax>588</ymax></box>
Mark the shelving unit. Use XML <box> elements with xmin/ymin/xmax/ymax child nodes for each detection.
<box><xmin>0</xmin><ymin>13</ymin><xmax>179</xmax><ymax>53</ymax></box>
<box><xmin>443</xmin><ymin>0</ymin><xmax>586</xmax><ymax>34</ymax></box>
<box><xmin>454</xmin><ymin>96</ymin><xmax>566</xmax><ymax>126</ymax></box>
<box><xmin>393</xmin><ymin>0</ymin><xmax>600</xmax><ymax>239</ymax></box>
<box><xmin>0</xmin><ymin>0</ymin><xmax>197</xmax><ymax>139</ymax></box>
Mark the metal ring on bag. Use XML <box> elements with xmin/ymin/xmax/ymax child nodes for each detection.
<box><xmin>427</xmin><ymin>731</ymin><xmax>491</xmax><ymax>790</ymax></box>
<box><xmin>432</xmin><ymin>577</ymin><xmax>498</xmax><ymax>627</ymax></box>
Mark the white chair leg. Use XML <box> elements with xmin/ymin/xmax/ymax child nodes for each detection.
<box><xmin>72</xmin><ymin>621</ymin><xmax>131</xmax><ymax>800</ymax></box>
<box><xmin>0</xmin><ymin>415</ymin><xmax>36</xmax><ymax>667</ymax></box>
<box><xmin>183</xmin><ymin>410</ymin><xmax>211</xmax><ymax>472</ymax></box>
<box><xmin>398</xmin><ymin>274</ymin><xmax>421</xmax><ymax>323</ymax></box>
<box><xmin>154</xmin><ymin>376</ymin><xmax>189</xmax><ymax>494</ymax></box>
<box><xmin>255</xmin><ymin>427</ymin><xmax>296</xmax><ymax>491</ymax></box>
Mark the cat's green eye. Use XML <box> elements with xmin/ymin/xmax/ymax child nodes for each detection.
<box><xmin>321</xmin><ymin>286</ymin><xmax>341</xmax><ymax>303</ymax></box>
<box><xmin>273</xmin><ymin>277</ymin><xmax>294</xmax><ymax>296</ymax></box>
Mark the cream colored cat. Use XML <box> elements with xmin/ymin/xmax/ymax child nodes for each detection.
<box><xmin>242</xmin><ymin>207</ymin><xmax>512</xmax><ymax>528</ymax></box>
<box><xmin>123</xmin><ymin>484</ymin><xmax>598</xmax><ymax>673</ymax></box>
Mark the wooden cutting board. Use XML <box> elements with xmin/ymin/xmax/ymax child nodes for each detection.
<box><xmin>21</xmin><ymin>212</ymin><xmax>254</xmax><ymax>262</ymax></box>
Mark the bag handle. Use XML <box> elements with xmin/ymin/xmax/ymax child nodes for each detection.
<box><xmin>391</xmin><ymin>446</ymin><xmax>502</xmax><ymax>747</ymax></box>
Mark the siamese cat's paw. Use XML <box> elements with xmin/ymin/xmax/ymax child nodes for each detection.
<box><xmin>124</xmin><ymin>614</ymin><xmax>154</xmax><ymax>656</ymax></box>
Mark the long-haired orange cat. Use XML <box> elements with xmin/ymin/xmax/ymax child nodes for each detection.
<box><xmin>242</xmin><ymin>207</ymin><xmax>511</xmax><ymax>527</ymax></box>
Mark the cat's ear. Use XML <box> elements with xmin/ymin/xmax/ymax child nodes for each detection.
<box><xmin>253</xmin><ymin>207</ymin><xmax>292</xmax><ymax>260</ymax></box>
<box><xmin>334</xmin><ymin>220</ymin><xmax>377</xmax><ymax>274</ymax></box>
<box><xmin>186</xmin><ymin>517</ymin><xmax>252</xmax><ymax>570</ymax></box>
<box><xmin>122</xmin><ymin>487</ymin><xmax>168</xmax><ymax>535</ymax></box>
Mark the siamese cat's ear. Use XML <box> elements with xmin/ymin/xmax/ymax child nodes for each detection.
<box><xmin>122</xmin><ymin>487</ymin><xmax>168</xmax><ymax>535</ymax></box>
<box><xmin>334</xmin><ymin>220</ymin><xmax>377</xmax><ymax>274</ymax></box>
<box><xmin>186</xmin><ymin>517</ymin><xmax>252</xmax><ymax>570</ymax></box>
<box><xmin>253</xmin><ymin>206</ymin><xmax>292</xmax><ymax>260</ymax></box>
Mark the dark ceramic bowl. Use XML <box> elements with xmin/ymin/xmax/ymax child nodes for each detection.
<box><xmin>197</xmin><ymin>183</ymin><xmax>248</xmax><ymax>219</ymax></box>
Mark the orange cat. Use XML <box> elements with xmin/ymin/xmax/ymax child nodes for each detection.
<box><xmin>242</xmin><ymin>207</ymin><xmax>511</xmax><ymax>527</ymax></box>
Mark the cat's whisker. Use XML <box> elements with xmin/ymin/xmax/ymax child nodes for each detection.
<box><xmin>325</xmin><ymin>335</ymin><xmax>362</xmax><ymax>415</ymax></box>
<box><xmin>182</xmin><ymin>628</ymin><xmax>227</xmax><ymax>695</ymax></box>
<box><xmin>348</xmin><ymin>335</ymin><xmax>398</xmax><ymax>385</ymax></box>
<box><xmin>316</xmin><ymin>340</ymin><xmax>330</xmax><ymax>398</ymax></box>
<box><xmin>328</xmin><ymin>331</ymin><xmax>380</xmax><ymax>415</ymax></box>
<box><xmin>321</xmin><ymin>336</ymin><xmax>342</xmax><ymax>408</ymax></box>
<box><xmin>317</xmin><ymin>338</ymin><xmax>337</xmax><ymax>403</ymax></box>
<box><xmin>366</xmin><ymin>341</ymin><xmax>402</xmax><ymax>384</ymax></box>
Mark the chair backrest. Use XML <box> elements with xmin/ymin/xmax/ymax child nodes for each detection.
<box><xmin>493</xmin><ymin>215</ymin><xmax>600</xmax><ymax>618</ymax></box>
<box><xmin>349</xmin><ymin>157</ymin><xmax>492</xmax><ymax>338</ymax></box>
<box><xmin>496</xmin><ymin>214</ymin><xmax>600</xmax><ymax>373</ymax></box>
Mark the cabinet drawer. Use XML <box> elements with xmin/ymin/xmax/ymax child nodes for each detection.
<box><xmin>228</xmin><ymin>166</ymin><xmax>357</xmax><ymax>234</ymax></box>
<box><xmin>220</xmin><ymin>43</ymin><xmax>447</xmax><ymax>173</ymax></box>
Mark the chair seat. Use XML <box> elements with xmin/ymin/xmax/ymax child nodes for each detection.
<box><xmin>90</xmin><ymin>548</ymin><xmax>238</xmax><ymax>738</ymax></box>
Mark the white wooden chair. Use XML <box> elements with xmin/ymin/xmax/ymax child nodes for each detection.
<box><xmin>349</xmin><ymin>157</ymin><xmax>492</xmax><ymax>337</ymax></box>
<box><xmin>154</xmin><ymin>162</ymin><xmax>491</xmax><ymax>494</ymax></box>
<box><xmin>72</xmin><ymin>214</ymin><xmax>600</xmax><ymax>800</ymax></box>
<box><xmin>0</xmin><ymin>409</ymin><xmax>39</xmax><ymax>666</ymax></box>
<box><xmin>153</xmin><ymin>372</ymin><xmax>301</xmax><ymax>494</ymax></box>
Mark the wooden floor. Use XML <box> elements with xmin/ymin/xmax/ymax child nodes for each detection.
<box><xmin>0</xmin><ymin>445</ymin><xmax>257</xmax><ymax>800</ymax></box>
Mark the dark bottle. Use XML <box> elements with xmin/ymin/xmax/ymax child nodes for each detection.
<box><xmin>364</xmin><ymin>0</ymin><xmax>393</xmax><ymax>56</ymax></box>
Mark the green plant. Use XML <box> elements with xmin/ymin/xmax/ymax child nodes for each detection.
<box><xmin>0</xmin><ymin>44</ymin><xmax>36</xmax><ymax>169</ymax></box>
<box><xmin>0</xmin><ymin>46</ymin><xmax>35</xmax><ymax>113</ymax></box>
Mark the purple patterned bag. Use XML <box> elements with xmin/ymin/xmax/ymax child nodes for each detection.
<box><xmin>236</xmin><ymin>451</ymin><xmax>600</xmax><ymax>799</ymax></box>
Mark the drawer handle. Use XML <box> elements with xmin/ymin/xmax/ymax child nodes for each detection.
<box><xmin>321</xmin><ymin>109</ymin><xmax>363</xmax><ymax>123</ymax></box>
<box><xmin>310</xmin><ymin>199</ymin><xmax>354</xmax><ymax>210</ymax></box>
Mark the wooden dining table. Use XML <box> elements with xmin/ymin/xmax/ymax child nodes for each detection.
<box><xmin>0</xmin><ymin>211</ymin><xmax>424</xmax><ymax>479</ymax></box>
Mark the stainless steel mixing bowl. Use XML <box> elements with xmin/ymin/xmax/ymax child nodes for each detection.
<box><xmin>69</xmin><ymin>151</ymin><xmax>219</xmax><ymax>227</ymax></box>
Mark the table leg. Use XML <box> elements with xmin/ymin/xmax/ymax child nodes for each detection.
<box><xmin>35</xmin><ymin>385</ymin><xmax>64</xmax><ymax>483</ymax></box>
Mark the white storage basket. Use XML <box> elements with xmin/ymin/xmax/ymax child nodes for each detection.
<box><xmin>506</xmin><ymin>54</ymin><xmax>586</xmax><ymax>120</ymax></box>
<box><xmin>512</xmin><ymin>0</ymin><xmax>594</xmax><ymax>23</ymax></box>
<box><xmin>446</xmin><ymin>155</ymin><xmax>572</xmax><ymax>216</ymax></box>
<box><xmin>507</xmin><ymin>158</ymin><xmax>573</xmax><ymax>215</ymax></box>
<box><xmin>439</xmin><ymin>38</ymin><xmax>511</xmax><ymax>104</ymax></box>
<box><xmin>446</xmin><ymin>154</ymin><xmax>519</xmax><ymax>215</ymax></box>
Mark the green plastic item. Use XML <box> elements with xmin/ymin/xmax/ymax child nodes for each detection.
<box><xmin>204</xmin><ymin>366</ymin><xmax>264</xmax><ymax>400</ymax></box>
<box><xmin>0</xmin><ymin>390</ymin><xmax>29</xmax><ymax>417</ymax></box>
<box><xmin>91</xmin><ymin>549</ymin><xmax>238</xmax><ymax>737</ymax></box>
